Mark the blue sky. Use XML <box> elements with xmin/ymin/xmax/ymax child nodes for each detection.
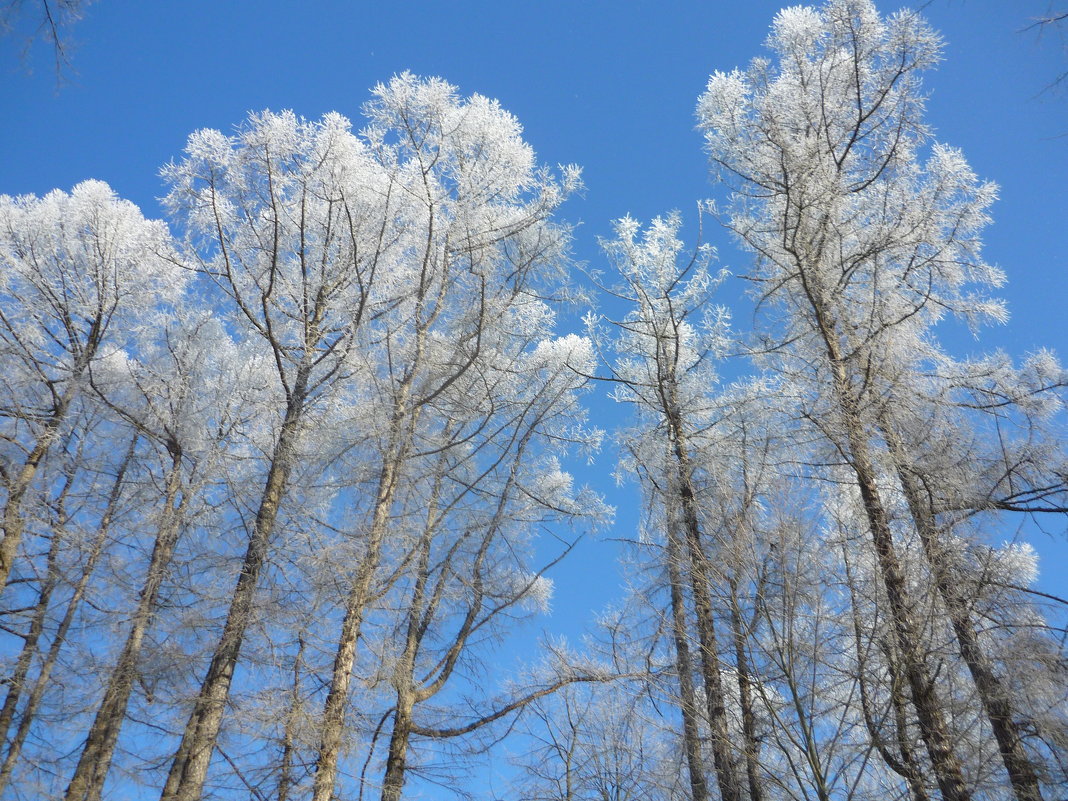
<box><xmin>3</xmin><ymin>0</ymin><xmax>1067</xmax><ymax>766</ymax></box>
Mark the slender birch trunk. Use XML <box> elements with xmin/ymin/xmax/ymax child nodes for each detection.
<box><xmin>829</xmin><ymin>367</ymin><xmax>970</xmax><ymax>799</ymax></box>
<box><xmin>379</xmin><ymin>701</ymin><xmax>414</xmax><ymax>801</ymax></box>
<box><xmin>376</xmin><ymin>464</ymin><xmax>449</xmax><ymax>801</ymax></box>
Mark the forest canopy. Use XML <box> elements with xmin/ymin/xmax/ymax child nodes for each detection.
<box><xmin>1</xmin><ymin>2</ymin><xmax>1066</xmax><ymax>801</ymax></box>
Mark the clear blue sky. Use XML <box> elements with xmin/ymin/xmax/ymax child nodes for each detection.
<box><xmin>2</xmin><ymin>0</ymin><xmax>1066</xmax><ymax>768</ymax></box>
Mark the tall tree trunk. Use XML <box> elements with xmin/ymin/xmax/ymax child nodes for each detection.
<box><xmin>0</xmin><ymin>433</ymin><xmax>135</xmax><ymax>795</ymax></box>
<box><xmin>376</xmin><ymin>468</ymin><xmax>447</xmax><ymax>801</ymax></box>
<box><xmin>65</xmin><ymin>446</ymin><xmax>186</xmax><ymax>801</ymax></box>
<box><xmin>826</xmin><ymin>362</ymin><xmax>971</xmax><ymax>800</ymax></box>
<box><xmin>311</xmin><ymin>407</ymin><xmax>412</xmax><ymax>801</ymax></box>
<box><xmin>666</xmin><ymin>406</ymin><xmax>743</xmax><ymax>801</ymax></box>
<box><xmin>881</xmin><ymin>422</ymin><xmax>1045</xmax><ymax>801</ymax></box>
<box><xmin>842</xmin><ymin>544</ymin><xmax>931</xmax><ymax>801</ymax></box>
<box><xmin>728</xmin><ymin>576</ymin><xmax>764</xmax><ymax>801</ymax></box>
<box><xmin>0</xmin><ymin>384</ymin><xmax>78</xmax><ymax>591</ymax></box>
<box><xmin>797</xmin><ymin>275</ymin><xmax>972</xmax><ymax>801</ymax></box>
<box><xmin>666</xmin><ymin>525</ymin><xmax>710</xmax><ymax>801</ymax></box>
<box><xmin>161</xmin><ymin>401</ymin><xmax>303</xmax><ymax>801</ymax></box>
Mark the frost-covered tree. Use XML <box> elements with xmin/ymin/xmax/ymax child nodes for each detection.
<box><xmin>589</xmin><ymin>213</ymin><xmax>742</xmax><ymax>801</ymax></box>
<box><xmin>0</xmin><ymin>181</ymin><xmax>183</xmax><ymax>593</ymax></box>
<box><xmin>304</xmin><ymin>73</ymin><xmax>584</xmax><ymax>801</ymax></box>
<box><xmin>64</xmin><ymin>312</ymin><xmax>260</xmax><ymax>801</ymax></box>
<box><xmin>148</xmin><ymin>74</ymin><xmax>586</xmax><ymax>801</ymax></box>
<box><xmin>697</xmin><ymin>2</ymin><xmax>1066</xmax><ymax>799</ymax></box>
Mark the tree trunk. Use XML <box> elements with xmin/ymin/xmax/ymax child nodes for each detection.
<box><xmin>0</xmin><ymin>434</ymin><xmax>135</xmax><ymax>795</ymax></box>
<box><xmin>666</xmin><ymin>526</ymin><xmax>711</xmax><ymax>801</ymax></box>
<box><xmin>728</xmin><ymin>576</ymin><xmax>764</xmax><ymax>801</ymax></box>
<box><xmin>798</xmin><ymin>277</ymin><xmax>972</xmax><ymax>801</ymax></box>
<box><xmin>380</xmin><ymin>701</ymin><xmax>414</xmax><ymax>801</ymax></box>
<box><xmin>0</xmin><ymin>494</ymin><xmax>63</xmax><ymax>762</ymax></box>
<box><xmin>311</xmin><ymin>418</ymin><xmax>410</xmax><ymax>801</ymax></box>
<box><xmin>667</xmin><ymin>409</ymin><xmax>743</xmax><ymax>801</ymax></box>
<box><xmin>830</xmin><ymin>369</ymin><xmax>971</xmax><ymax>801</ymax></box>
<box><xmin>881</xmin><ymin>423</ymin><xmax>1045</xmax><ymax>801</ymax></box>
<box><xmin>66</xmin><ymin>447</ymin><xmax>185</xmax><ymax>801</ymax></box>
<box><xmin>161</xmin><ymin>403</ymin><xmax>302</xmax><ymax>801</ymax></box>
<box><xmin>276</xmin><ymin>634</ymin><xmax>306</xmax><ymax>801</ymax></box>
<box><xmin>842</xmin><ymin>544</ymin><xmax>931</xmax><ymax>801</ymax></box>
<box><xmin>0</xmin><ymin>384</ymin><xmax>77</xmax><ymax>591</ymax></box>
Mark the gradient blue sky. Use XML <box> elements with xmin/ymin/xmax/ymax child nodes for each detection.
<box><xmin>3</xmin><ymin>0</ymin><xmax>1066</xmax><ymax>737</ymax></box>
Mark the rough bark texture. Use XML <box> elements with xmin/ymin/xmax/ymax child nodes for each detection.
<box><xmin>65</xmin><ymin>448</ymin><xmax>185</xmax><ymax>801</ymax></box>
<box><xmin>380</xmin><ymin>703</ymin><xmax>414</xmax><ymax>801</ymax></box>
